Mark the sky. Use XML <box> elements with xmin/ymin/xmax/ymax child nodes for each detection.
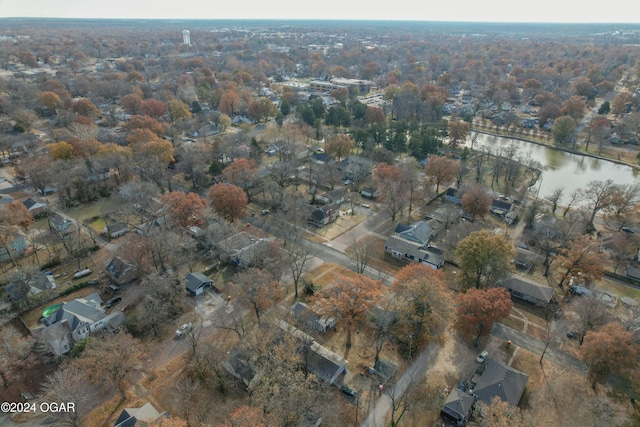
<box><xmin>0</xmin><ymin>0</ymin><xmax>639</xmax><ymax>23</ymax></box>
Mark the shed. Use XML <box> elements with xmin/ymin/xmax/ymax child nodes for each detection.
<box><xmin>185</xmin><ymin>272</ymin><xmax>213</xmax><ymax>297</ymax></box>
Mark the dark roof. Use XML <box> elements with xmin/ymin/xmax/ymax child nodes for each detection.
<box><xmin>105</xmin><ymin>256</ymin><xmax>136</xmax><ymax>280</ymax></box>
<box><xmin>373</xmin><ymin>359</ymin><xmax>398</xmax><ymax>380</ymax></box>
<box><xmin>442</xmin><ymin>388</ymin><xmax>475</xmax><ymax>421</ymax></box>
<box><xmin>491</xmin><ymin>199</ymin><xmax>514</xmax><ymax>211</ymax></box>
<box><xmin>22</xmin><ymin>196</ymin><xmax>47</xmax><ymax>210</ymax></box>
<box><xmin>185</xmin><ymin>272</ymin><xmax>212</xmax><ymax>292</ymax></box>
<box><xmin>473</xmin><ymin>358</ymin><xmax>528</xmax><ymax>406</ymax></box>
<box><xmin>312</xmin><ymin>152</ymin><xmax>332</xmax><ymax>163</ymax></box>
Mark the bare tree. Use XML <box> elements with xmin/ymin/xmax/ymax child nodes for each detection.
<box><xmin>562</xmin><ymin>189</ymin><xmax>581</xmax><ymax>218</ymax></box>
<box><xmin>38</xmin><ymin>367</ymin><xmax>89</xmax><ymax>427</ymax></box>
<box><xmin>581</xmin><ymin>179</ymin><xmax>616</xmax><ymax>223</ymax></box>
<box><xmin>546</xmin><ymin>187</ymin><xmax>564</xmax><ymax>216</ymax></box>
<box><xmin>352</xmin><ymin>234</ymin><xmax>377</xmax><ymax>275</ymax></box>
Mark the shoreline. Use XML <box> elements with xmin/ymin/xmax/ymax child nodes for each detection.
<box><xmin>470</xmin><ymin>127</ymin><xmax>640</xmax><ymax>171</ymax></box>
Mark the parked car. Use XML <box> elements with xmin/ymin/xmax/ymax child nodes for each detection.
<box><xmin>105</xmin><ymin>297</ymin><xmax>122</xmax><ymax>309</ymax></box>
<box><xmin>340</xmin><ymin>385</ymin><xmax>356</xmax><ymax>397</ymax></box>
<box><xmin>260</xmin><ymin>209</ymin><xmax>270</xmax><ymax>216</ymax></box>
<box><xmin>175</xmin><ymin>322</ymin><xmax>193</xmax><ymax>337</ymax></box>
<box><xmin>458</xmin><ymin>379</ymin><xmax>469</xmax><ymax>391</ymax></box>
<box><xmin>476</xmin><ymin>351</ymin><xmax>489</xmax><ymax>363</ymax></box>
<box><xmin>566</xmin><ymin>330</ymin><xmax>576</xmax><ymax>339</ymax></box>
<box><xmin>570</xmin><ymin>285</ymin><xmax>592</xmax><ymax>296</ymax></box>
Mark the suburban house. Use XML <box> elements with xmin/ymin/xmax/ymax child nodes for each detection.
<box><xmin>104</xmin><ymin>222</ymin><xmax>129</xmax><ymax>240</ymax></box>
<box><xmin>87</xmin><ymin>167</ymin><xmax>110</xmax><ymax>182</ymax></box>
<box><xmin>0</xmin><ymin>230</ymin><xmax>28</xmax><ymax>262</ymax></box>
<box><xmin>317</xmin><ymin>188</ymin><xmax>346</xmax><ymax>205</ymax></box>
<box><xmin>34</xmin><ymin>293</ymin><xmax>125</xmax><ymax>356</ymax></box>
<box><xmin>279</xmin><ymin>320</ymin><xmax>348</xmax><ymax>384</ymax></box>
<box><xmin>135</xmin><ymin>214</ymin><xmax>173</xmax><ymax>236</ymax></box>
<box><xmin>625</xmin><ymin>264</ymin><xmax>640</xmax><ymax>282</ymax></box>
<box><xmin>48</xmin><ymin>212</ymin><xmax>74</xmax><ymax>234</ymax></box>
<box><xmin>360</xmin><ymin>187</ymin><xmax>378</xmax><ymax>199</ymax></box>
<box><xmin>105</xmin><ymin>256</ymin><xmax>140</xmax><ymax>286</ymax></box>
<box><xmin>312</xmin><ymin>152</ymin><xmax>333</xmax><ymax>165</ymax></box>
<box><xmin>445</xmin><ymin>187</ymin><xmax>464</xmax><ymax>205</ymax></box>
<box><xmin>393</xmin><ymin>221</ymin><xmax>434</xmax><ymax>245</ymax></box>
<box><xmin>384</xmin><ymin>236</ymin><xmax>444</xmax><ymax>269</ymax></box>
<box><xmin>22</xmin><ymin>196</ymin><xmax>48</xmax><ymax>217</ymax></box>
<box><xmin>185</xmin><ymin>272</ymin><xmax>213</xmax><ymax>297</ymax></box>
<box><xmin>224</xmin><ymin>350</ymin><xmax>258</xmax><ymax>387</ymax></box>
<box><xmin>498</xmin><ymin>274</ymin><xmax>555</xmax><ymax>306</ymax></box>
<box><xmin>490</xmin><ymin>199</ymin><xmax>516</xmax><ymax>224</ymax></box>
<box><xmin>6</xmin><ymin>271</ymin><xmax>56</xmax><ymax>301</ymax></box>
<box><xmin>440</xmin><ymin>388</ymin><xmax>476</xmax><ymax>426</ymax></box>
<box><xmin>114</xmin><ymin>402</ymin><xmax>168</xmax><ymax>427</ymax></box>
<box><xmin>470</xmin><ymin>358</ymin><xmax>529</xmax><ymax>406</ymax></box>
<box><xmin>307</xmin><ymin>204</ymin><xmax>340</xmax><ymax>228</ymax></box>
<box><xmin>290</xmin><ymin>302</ymin><xmax>337</xmax><ymax>333</ymax></box>
<box><xmin>512</xmin><ymin>248</ymin><xmax>538</xmax><ymax>270</ymax></box>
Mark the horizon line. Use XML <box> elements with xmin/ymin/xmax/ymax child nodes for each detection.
<box><xmin>0</xmin><ymin>17</ymin><xmax>638</xmax><ymax>25</ymax></box>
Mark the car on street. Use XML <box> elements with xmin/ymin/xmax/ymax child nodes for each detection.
<box><xmin>105</xmin><ymin>297</ymin><xmax>122</xmax><ymax>309</ymax></box>
<box><xmin>260</xmin><ymin>209</ymin><xmax>270</xmax><ymax>215</ymax></box>
<box><xmin>476</xmin><ymin>350</ymin><xmax>489</xmax><ymax>363</ymax></box>
<box><xmin>175</xmin><ymin>322</ymin><xmax>193</xmax><ymax>337</ymax></box>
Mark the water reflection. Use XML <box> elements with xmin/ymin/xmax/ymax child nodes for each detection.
<box><xmin>471</xmin><ymin>133</ymin><xmax>640</xmax><ymax>202</ymax></box>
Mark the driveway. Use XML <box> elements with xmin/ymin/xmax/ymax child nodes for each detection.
<box><xmin>490</xmin><ymin>322</ymin><xmax>587</xmax><ymax>372</ymax></box>
<box><xmin>360</xmin><ymin>342</ymin><xmax>440</xmax><ymax>427</ymax></box>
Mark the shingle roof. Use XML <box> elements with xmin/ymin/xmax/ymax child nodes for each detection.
<box><xmin>185</xmin><ymin>272</ymin><xmax>212</xmax><ymax>292</ymax></box>
<box><xmin>499</xmin><ymin>274</ymin><xmax>554</xmax><ymax>304</ymax></box>
<box><xmin>473</xmin><ymin>358</ymin><xmax>528</xmax><ymax>406</ymax></box>
<box><xmin>442</xmin><ymin>388</ymin><xmax>475</xmax><ymax>420</ymax></box>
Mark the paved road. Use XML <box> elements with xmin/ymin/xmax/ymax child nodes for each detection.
<box><xmin>360</xmin><ymin>342</ymin><xmax>440</xmax><ymax>427</ymax></box>
<box><xmin>491</xmin><ymin>323</ymin><xmax>587</xmax><ymax>373</ymax></box>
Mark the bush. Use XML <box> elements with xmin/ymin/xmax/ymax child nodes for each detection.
<box><xmin>57</xmin><ymin>281</ymin><xmax>91</xmax><ymax>297</ymax></box>
<box><xmin>40</xmin><ymin>257</ymin><xmax>61</xmax><ymax>270</ymax></box>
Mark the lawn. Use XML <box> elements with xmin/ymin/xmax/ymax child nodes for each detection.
<box><xmin>304</xmin><ymin>263</ymin><xmax>361</xmax><ymax>289</ymax></box>
<box><xmin>312</xmin><ymin>213</ymin><xmax>368</xmax><ymax>241</ymax></box>
<box><xmin>21</xmin><ymin>283</ymin><xmax>101</xmax><ymax>328</ymax></box>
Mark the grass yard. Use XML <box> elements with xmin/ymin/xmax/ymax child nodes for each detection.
<box><xmin>312</xmin><ymin>213</ymin><xmax>368</xmax><ymax>241</ymax></box>
<box><xmin>304</xmin><ymin>263</ymin><xmax>361</xmax><ymax>288</ymax></box>
<box><xmin>20</xmin><ymin>283</ymin><xmax>101</xmax><ymax>328</ymax></box>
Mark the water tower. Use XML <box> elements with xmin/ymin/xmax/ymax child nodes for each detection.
<box><xmin>182</xmin><ymin>30</ymin><xmax>191</xmax><ymax>46</ymax></box>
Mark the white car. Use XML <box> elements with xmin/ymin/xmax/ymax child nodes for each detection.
<box><xmin>476</xmin><ymin>351</ymin><xmax>489</xmax><ymax>363</ymax></box>
<box><xmin>175</xmin><ymin>322</ymin><xmax>193</xmax><ymax>337</ymax></box>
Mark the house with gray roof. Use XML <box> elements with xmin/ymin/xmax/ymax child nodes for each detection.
<box><xmin>498</xmin><ymin>274</ymin><xmax>554</xmax><ymax>306</ymax></box>
<box><xmin>441</xmin><ymin>388</ymin><xmax>475</xmax><ymax>426</ymax></box>
<box><xmin>290</xmin><ymin>302</ymin><xmax>337</xmax><ymax>333</ymax></box>
<box><xmin>22</xmin><ymin>196</ymin><xmax>48</xmax><ymax>217</ymax></box>
<box><xmin>471</xmin><ymin>358</ymin><xmax>528</xmax><ymax>407</ymax></box>
<box><xmin>185</xmin><ymin>272</ymin><xmax>213</xmax><ymax>297</ymax></box>
<box><xmin>48</xmin><ymin>212</ymin><xmax>74</xmax><ymax>234</ymax></box>
<box><xmin>279</xmin><ymin>320</ymin><xmax>347</xmax><ymax>384</ymax></box>
<box><xmin>105</xmin><ymin>256</ymin><xmax>139</xmax><ymax>286</ymax></box>
<box><xmin>308</xmin><ymin>204</ymin><xmax>340</xmax><ymax>227</ymax></box>
<box><xmin>34</xmin><ymin>292</ymin><xmax>125</xmax><ymax>355</ymax></box>
<box><xmin>394</xmin><ymin>221</ymin><xmax>434</xmax><ymax>245</ymax></box>
<box><xmin>384</xmin><ymin>236</ymin><xmax>444</xmax><ymax>269</ymax></box>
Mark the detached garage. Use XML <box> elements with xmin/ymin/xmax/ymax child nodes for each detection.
<box><xmin>185</xmin><ymin>272</ymin><xmax>213</xmax><ymax>297</ymax></box>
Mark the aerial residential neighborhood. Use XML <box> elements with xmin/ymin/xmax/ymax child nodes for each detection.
<box><xmin>1</xmin><ymin>14</ymin><xmax>640</xmax><ymax>427</ymax></box>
